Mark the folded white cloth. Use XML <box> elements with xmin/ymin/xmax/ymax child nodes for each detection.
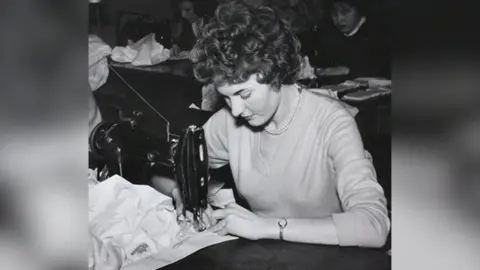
<box><xmin>88</xmin><ymin>35</ymin><xmax>112</xmax><ymax>91</ymax></box>
<box><xmin>111</xmin><ymin>33</ymin><xmax>171</xmax><ymax>66</ymax></box>
<box><xmin>89</xmin><ymin>174</ymin><xmax>237</xmax><ymax>269</ymax></box>
<box><xmin>89</xmin><ymin>232</ymin><xmax>123</xmax><ymax>270</ymax></box>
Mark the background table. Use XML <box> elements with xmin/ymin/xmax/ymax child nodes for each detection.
<box><xmin>161</xmin><ymin>239</ymin><xmax>391</xmax><ymax>270</ymax></box>
<box><xmin>109</xmin><ymin>58</ymin><xmax>194</xmax><ymax>77</ymax></box>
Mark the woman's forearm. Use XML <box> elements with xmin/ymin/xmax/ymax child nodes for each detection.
<box><xmin>151</xmin><ymin>175</ymin><xmax>178</xmax><ymax>197</ymax></box>
<box><xmin>260</xmin><ymin>211</ymin><xmax>389</xmax><ymax>248</ymax></box>
<box><xmin>261</xmin><ymin>216</ymin><xmax>339</xmax><ymax>245</ymax></box>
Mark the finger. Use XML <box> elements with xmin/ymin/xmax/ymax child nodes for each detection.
<box><xmin>212</xmin><ymin>207</ymin><xmax>244</xmax><ymax>221</ymax></box>
<box><xmin>176</xmin><ymin>212</ymin><xmax>186</xmax><ymax>225</ymax></box>
<box><xmin>225</xmin><ymin>202</ymin><xmax>243</xmax><ymax>210</ymax></box>
<box><xmin>201</xmin><ymin>212</ymin><xmax>212</xmax><ymax>228</ymax></box>
<box><xmin>175</xmin><ymin>201</ymin><xmax>184</xmax><ymax>218</ymax></box>
<box><xmin>185</xmin><ymin>211</ymin><xmax>194</xmax><ymax>223</ymax></box>
<box><xmin>225</xmin><ymin>202</ymin><xmax>250</xmax><ymax>215</ymax></box>
<box><xmin>174</xmin><ymin>201</ymin><xmax>186</xmax><ymax>224</ymax></box>
<box><xmin>215</xmin><ymin>228</ymin><xmax>228</xmax><ymax>236</ymax></box>
<box><xmin>208</xmin><ymin>218</ymin><xmax>226</xmax><ymax>233</ymax></box>
<box><xmin>203</xmin><ymin>206</ymin><xmax>214</xmax><ymax>227</ymax></box>
<box><xmin>211</xmin><ymin>208</ymin><xmax>228</xmax><ymax>220</ymax></box>
<box><xmin>206</xmin><ymin>204</ymin><xmax>215</xmax><ymax>222</ymax></box>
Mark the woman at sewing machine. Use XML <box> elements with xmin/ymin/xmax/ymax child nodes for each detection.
<box><xmin>153</xmin><ymin>0</ymin><xmax>389</xmax><ymax>248</ymax></box>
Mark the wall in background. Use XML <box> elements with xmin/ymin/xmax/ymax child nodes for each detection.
<box><xmin>102</xmin><ymin>0</ymin><xmax>173</xmax><ymax>23</ymax></box>
<box><xmin>93</xmin><ymin>0</ymin><xmax>174</xmax><ymax>46</ymax></box>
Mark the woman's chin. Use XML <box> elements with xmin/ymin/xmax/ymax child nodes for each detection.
<box><xmin>243</xmin><ymin>116</ymin><xmax>259</xmax><ymax>126</ymax></box>
<box><xmin>247</xmin><ymin>118</ymin><xmax>271</xmax><ymax>131</ymax></box>
<box><xmin>246</xmin><ymin>119</ymin><xmax>260</xmax><ymax>127</ymax></box>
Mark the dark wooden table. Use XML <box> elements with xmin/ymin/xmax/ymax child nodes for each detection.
<box><xmin>109</xmin><ymin>58</ymin><xmax>194</xmax><ymax>78</ymax></box>
<box><xmin>161</xmin><ymin>239</ymin><xmax>391</xmax><ymax>270</ymax></box>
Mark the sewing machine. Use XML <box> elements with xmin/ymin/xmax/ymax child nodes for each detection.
<box><xmin>89</xmin><ymin>110</ymin><xmax>210</xmax><ymax>231</ymax></box>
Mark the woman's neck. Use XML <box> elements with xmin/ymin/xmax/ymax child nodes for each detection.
<box><xmin>269</xmin><ymin>84</ymin><xmax>300</xmax><ymax>130</ymax></box>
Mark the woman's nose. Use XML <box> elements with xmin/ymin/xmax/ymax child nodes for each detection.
<box><xmin>337</xmin><ymin>14</ymin><xmax>346</xmax><ymax>23</ymax></box>
<box><xmin>230</xmin><ymin>97</ymin><xmax>245</xmax><ymax>117</ymax></box>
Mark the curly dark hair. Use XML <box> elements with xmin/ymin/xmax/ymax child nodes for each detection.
<box><xmin>325</xmin><ymin>0</ymin><xmax>367</xmax><ymax>17</ymax></box>
<box><xmin>190</xmin><ymin>0</ymin><xmax>302</xmax><ymax>89</ymax></box>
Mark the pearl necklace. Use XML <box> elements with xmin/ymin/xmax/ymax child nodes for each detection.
<box><xmin>264</xmin><ymin>85</ymin><xmax>304</xmax><ymax>135</ymax></box>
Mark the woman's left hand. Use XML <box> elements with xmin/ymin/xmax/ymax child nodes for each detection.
<box><xmin>208</xmin><ymin>202</ymin><xmax>269</xmax><ymax>240</ymax></box>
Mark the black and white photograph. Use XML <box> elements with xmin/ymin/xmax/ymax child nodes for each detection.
<box><xmin>6</xmin><ymin>0</ymin><xmax>480</xmax><ymax>270</ymax></box>
<box><xmin>88</xmin><ymin>0</ymin><xmax>391</xmax><ymax>269</ymax></box>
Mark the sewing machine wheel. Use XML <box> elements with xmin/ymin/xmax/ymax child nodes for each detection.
<box><xmin>89</xmin><ymin>120</ymin><xmax>116</xmax><ymax>159</ymax></box>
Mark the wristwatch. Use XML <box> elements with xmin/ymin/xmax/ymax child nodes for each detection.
<box><xmin>278</xmin><ymin>217</ymin><xmax>288</xmax><ymax>241</ymax></box>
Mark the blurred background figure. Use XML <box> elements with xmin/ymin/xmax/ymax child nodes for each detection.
<box><xmin>269</xmin><ymin>0</ymin><xmax>311</xmax><ymax>34</ymax></box>
<box><xmin>170</xmin><ymin>0</ymin><xmax>207</xmax><ymax>58</ymax></box>
<box><xmin>311</xmin><ymin>0</ymin><xmax>391</xmax><ymax>80</ymax></box>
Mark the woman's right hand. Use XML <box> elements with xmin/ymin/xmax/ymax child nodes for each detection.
<box><xmin>171</xmin><ymin>188</ymin><xmax>215</xmax><ymax>230</ymax></box>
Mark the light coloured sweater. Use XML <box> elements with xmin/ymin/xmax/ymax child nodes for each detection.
<box><xmin>203</xmin><ymin>89</ymin><xmax>390</xmax><ymax>247</ymax></box>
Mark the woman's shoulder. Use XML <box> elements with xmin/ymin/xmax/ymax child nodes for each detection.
<box><xmin>206</xmin><ymin>106</ymin><xmax>245</xmax><ymax>129</ymax></box>
<box><xmin>303</xmin><ymin>89</ymin><xmax>359</xmax><ymax>121</ymax></box>
<box><xmin>207</xmin><ymin>107</ymin><xmax>233</xmax><ymax>124</ymax></box>
<box><xmin>303</xmin><ymin>89</ymin><xmax>341</xmax><ymax>109</ymax></box>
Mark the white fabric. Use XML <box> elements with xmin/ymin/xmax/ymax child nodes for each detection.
<box><xmin>89</xmin><ymin>232</ymin><xmax>123</xmax><ymax>270</ymax></box>
<box><xmin>298</xmin><ymin>56</ymin><xmax>316</xmax><ymax>80</ymax></box>
<box><xmin>111</xmin><ymin>33</ymin><xmax>171</xmax><ymax>66</ymax></box>
<box><xmin>88</xmin><ymin>174</ymin><xmax>237</xmax><ymax>269</ymax></box>
<box><xmin>88</xmin><ymin>35</ymin><xmax>112</xmax><ymax>91</ymax></box>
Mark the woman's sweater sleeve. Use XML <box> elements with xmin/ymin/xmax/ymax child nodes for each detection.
<box><xmin>326</xmin><ymin>103</ymin><xmax>390</xmax><ymax>247</ymax></box>
<box><xmin>202</xmin><ymin>108</ymin><xmax>231</xmax><ymax>169</ymax></box>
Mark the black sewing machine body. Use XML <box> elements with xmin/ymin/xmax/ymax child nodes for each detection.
<box><xmin>89</xmin><ymin>112</ymin><xmax>175</xmax><ymax>171</ymax></box>
<box><xmin>173</xmin><ymin>125</ymin><xmax>209</xmax><ymax>230</ymax></box>
<box><xmin>89</xmin><ymin>111</ymin><xmax>209</xmax><ymax>230</ymax></box>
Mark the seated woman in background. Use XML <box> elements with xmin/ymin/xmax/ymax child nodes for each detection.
<box><xmin>314</xmin><ymin>0</ymin><xmax>391</xmax><ymax>79</ymax></box>
<box><xmin>153</xmin><ymin>0</ymin><xmax>390</xmax><ymax>248</ymax></box>
<box><xmin>170</xmin><ymin>0</ymin><xmax>206</xmax><ymax>59</ymax></box>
